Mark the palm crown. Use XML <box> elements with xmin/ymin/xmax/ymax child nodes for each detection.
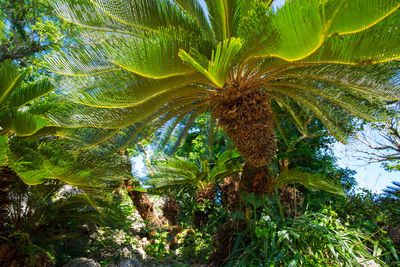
<box><xmin>147</xmin><ymin>150</ymin><xmax>242</xmax><ymax>191</ymax></box>
<box><xmin>0</xmin><ymin>61</ymin><xmax>53</xmax><ymax>138</ymax></box>
<box><xmin>45</xmin><ymin>0</ymin><xmax>400</xmax><ymax>169</ymax></box>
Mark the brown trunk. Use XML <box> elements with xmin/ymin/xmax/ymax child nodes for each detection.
<box><xmin>388</xmin><ymin>226</ymin><xmax>400</xmax><ymax>245</ymax></box>
<box><xmin>125</xmin><ymin>180</ymin><xmax>165</xmax><ymax>230</ymax></box>
<box><xmin>220</xmin><ymin>175</ymin><xmax>240</xmax><ymax>212</ymax></box>
<box><xmin>193</xmin><ymin>186</ymin><xmax>215</xmax><ymax>229</ymax></box>
<box><xmin>209</xmin><ymin>222</ymin><xmax>240</xmax><ymax>266</ymax></box>
<box><xmin>240</xmin><ymin>163</ymin><xmax>276</xmax><ymax>196</ymax></box>
<box><xmin>162</xmin><ymin>197</ymin><xmax>180</xmax><ymax>226</ymax></box>
<box><xmin>0</xmin><ymin>166</ymin><xmax>14</xmax><ymax>235</ymax></box>
<box><xmin>213</xmin><ymin>82</ymin><xmax>276</xmax><ymax>168</ymax></box>
<box><xmin>211</xmin><ymin>82</ymin><xmax>278</xmax><ymax>265</ymax></box>
<box><xmin>279</xmin><ymin>186</ymin><xmax>303</xmax><ymax>217</ymax></box>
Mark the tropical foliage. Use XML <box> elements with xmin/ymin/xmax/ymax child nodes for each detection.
<box><xmin>148</xmin><ymin>150</ymin><xmax>242</xmax><ymax>191</ymax></box>
<box><xmin>43</xmin><ymin>0</ymin><xmax>400</xmax><ymax>171</ymax></box>
<box><xmin>1</xmin><ymin>1</ymin><xmax>400</xmax><ymax>266</ymax></box>
<box><xmin>0</xmin><ymin>60</ymin><xmax>52</xmax><ymax>138</ymax></box>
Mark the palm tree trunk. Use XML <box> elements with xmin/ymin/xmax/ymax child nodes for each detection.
<box><xmin>125</xmin><ymin>180</ymin><xmax>165</xmax><ymax>230</ymax></box>
<box><xmin>213</xmin><ymin>82</ymin><xmax>276</xmax><ymax>169</ymax></box>
<box><xmin>0</xmin><ymin>166</ymin><xmax>18</xmax><ymax>266</ymax></box>
<box><xmin>162</xmin><ymin>197</ymin><xmax>180</xmax><ymax>226</ymax></box>
<box><xmin>213</xmin><ymin>83</ymin><xmax>276</xmax><ymax>196</ymax></box>
<box><xmin>193</xmin><ymin>186</ymin><xmax>215</xmax><ymax>229</ymax></box>
<box><xmin>0</xmin><ymin>166</ymin><xmax>15</xmax><ymax>236</ymax></box>
<box><xmin>220</xmin><ymin>175</ymin><xmax>240</xmax><ymax>212</ymax></box>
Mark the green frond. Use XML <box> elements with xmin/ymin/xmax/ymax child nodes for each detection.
<box><xmin>46</xmin><ymin>47</ymin><xmax>117</xmax><ymax>77</ymax></box>
<box><xmin>269</xmin><ymin>80</ymin><xmax>389</xmax><ymax>122</ymax></box>
<box><xmin>148</xmin><ymin>149</ymin><xmax>240</xmax><ymax>190</ymax></box>
<box><xmin>203</xmin><ymin>0</ymin><xmax>237</xmax><ymax>41</ymax></box>
<box><xmin>179</xmin><ymin>37</ymin><xmax>242</xmax><ymax>87</ymax></box>
<box><xmin>208</xmin><ymin>150</ymin><xmax>242</xmax><ymax>183</ymax></box>
<box><xmin>275</xmin><ymin>64</ymin><xmax>400</xmax><ymax>100</ymax></box>
<box><xmin>273</xmin><ymin>98</ymin><xmax>310</xmax><ymax>136</ymax></box>
<box><xmin>7</xmin><ymin>79</ymin><xmax>54</xmax><ymax>109</ymax></box>
<box><xmin>46</xmin><ymin>86</ymin><xmax>205</xmax><ymax>128</ymax></box>
<box><xmin>173</xmin><ymin>0</ymin><xmax>213</xmax><ymax>36</ymax></box>
<box><xmin>168</xmin><ymin>107</ymin><xmax>207</xmax><ymax>153</ymax></box>
<box><xmin>88</xmin><ymin>0</ymin><xmax>201</xmax><ymax>33</ymax></box>
<box><xmin>148</xmin><ymin>155</ymin><xmax>200</xmax><ymax>188</ymax></box>
<box><xmin>302</xmin><ymin>10</ymin><xmax>400</xmax><ymax>65</ymax></box>
<box><xmin>275</xmin><ymin>169</ymin><xmax>345</xmax><ymax>195</ymax></box>
<box><xmin>54</xmin><ymin>0</ymin><xmax>137</xmax><ymax>35</ymax></box>
<box><xmin>0</xmin><ymin>61</ymin><xmax>28</xmax><ymax>105</ymax></box>
<box><xmin>99</xmin><ymin>99</ymin><xmax>207</xmax><ymax>151</ymax></box>
<box><xmin>0</xmin><ymin>110</ymin><xmax>49</xmax><ymax>136</ymax></box>
<box><xmin>327</xmin><ymin>0</ymin><xmax>400</xmax><ymax>36</ymax></box>
<box><xmin>0</xmin><ymin>135</ymin><xmax>8</xmax><ymax>166</ymax></box>
<box><xmin>156</xmin><ymin>114</ymin><xmax>188</xmax><ymax>151</ymax></box>
<box><xmin>383</xmin><ymin>181</ymin><xmax>400</xmax><ymax>198</ymax></box>
<box><xmin>270</xmin><ymin>92</ymin><xmax>349</xmax><ymax>143</ymax></box>
<box><xmin>104</xmin><ymin>30</ymin><xmax>199</xmax><ymax>79</ymax></box>
<box><xmin>58</xmin><ymin>71</ymin><xmax>205</xmax><ymax>108</ymax></box>
<box><xmin>240</xmin><ymin>0</ymin><xmax>340</xmax><ymax>62</ymax></box>
<box><xmin>9</xmin><ymin>139</ymin><xmax>130</xmax><ymax>186</ymax></box>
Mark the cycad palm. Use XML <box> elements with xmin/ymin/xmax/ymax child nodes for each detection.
<box><xmin>148</xmin><ymin>150</ymin><xmax>241</xmax><ymax>227</ymax></box>
<box><xmin>0</xmin><ymin>61</ymin><xmax>53</xmax><ymax>236</ymax></box>
<box><xmin>46</xmin><ymin>0</ymin><xmax>400</xmax><ymax>191</ymax></box>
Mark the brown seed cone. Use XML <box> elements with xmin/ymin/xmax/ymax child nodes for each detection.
<box><xmin>162</xmin><ymin>198</ymin><xmax>180</xmax><ymax>226</ymax></box>
<box><xmin>220</xmin><ymin>176</ymin><xmax>240</xmax><ymax>212</ymax></box>
<box><xmin>213</xmin><ymin>82</ymin><xmax>276</xmax><ymax>167</ymax></box>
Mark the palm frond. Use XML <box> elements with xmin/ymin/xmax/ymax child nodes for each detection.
<box><xmin>274</xmin><ymin>169</ymin><xmax>345</xmax><ymax>195</ymax></box>
<box><xmin>327</xmin><ymin>0</ymin><xmax>400</xmax><ymax>36</ymax></box>
<box><xmin>208</xmin><ymin>149</ymin><xmax>242</xmax><ymax>183</ymax></box>
<box><xmin>173</xmin><ymin>0</ymin><xmax>213</xmax><ymax>36</ymax></box>
<box><xmin>179</xmin><ymin>37</ymin><xmax>242</xmax><ymax>87</ymax></box>
<box><xmin>0</xmin><ymin>135</ymin><xmax>8</xmax><ymax>166</ymax></box>
<box><xmin>7</xmin><ymin>79</ymin><xmax>54</xmax><ymax>109</ymax></box>
<box><xmin>168</xmin><ymin>107</ymin><xmax>207</xmax><ymax>154</ymax></box>
<box><xmin>275</xmin><ymin>64</ymin><xmax>400</xmax><ymax>100</ymax></box>
<box><xmin>203</xmin><ymin>0</ymin><xmax>238</xmax><ymax>41</ymax></box>
<box><xmin>302</xmin><ymin>10</ymin><xmax>400</xmax><ymax>65</ymax></box>
<box><xmin>155</xmin><ymin>113</ymin><xmax>188</xmax><ymax>151</ymax></box>
<box><xmin>239</xmin><ymin>0</ymin><xmax>340</xmax><ymax>62</ymax></box>
<box><xmin>0</xmin><ymin>61</ymin><xmax>27</xmax><ymax>105</ymax></box>
<box><xmin>46</xmin><ymin>86</ymin><xmax>204</xmax><ymax>128</ymax></box>
<box><xmin>54</xmin><ymin>0</ymin><xmax>138</xmax><ymax>35</ymax></box>
<box><xmin>270</xmin><ymin>92</ymin><xmax>349</xmax><ymax>143</ymax></box>
<box><xmin>88</xmin><ymin>0</ymin><xmax>201</xmax><ymax>33</ymax></box>
<box><xmin>269</xmin><ymin>80</ymin><xmax>389</xmax><ymax>122</ymax></box>
<box><xmin>383</xmin><ymin>181</ymin><xmax>400</xmax><ymax>198</ymax></box>
<box><xmin>57</xmin><ymin>70</ymin><xmax>204</xmax><ymax>108</ymax></box>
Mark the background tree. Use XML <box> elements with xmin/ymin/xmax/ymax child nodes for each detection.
<box><xmin>148</xmin><ymin>150</ymin><xmax>242</xmax><ymax>228</ymax></box>
<box><xmin>0</xmin><ymin>0</ymin><xmax>75</xmax><ymax>65</ymax></box>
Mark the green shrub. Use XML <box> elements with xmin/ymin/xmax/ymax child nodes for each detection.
<box><xmin>228</xmin><ymin>194</ymin><xmax>391</xmax><ymax>266</ymax></box>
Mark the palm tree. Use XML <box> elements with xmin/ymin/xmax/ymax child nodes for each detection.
<box><xmin>148</xmin><ymin>150</ymin><xmax>242</xmax><ymax>228</ymax></box>
<box><xmin>0</xmin><ymin>60</ymin><xmax>53</xmax><ymax>236</ymax></box>
<box><xmin>45</xmin><ymin>0</ymin><xmax>400</xmax><ymax>194</ymax></box>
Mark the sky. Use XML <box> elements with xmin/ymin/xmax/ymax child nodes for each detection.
<box><xmin>332</xmin><ymin>141</ymin><xmax>396</xmax><ymax>194</ymax></box>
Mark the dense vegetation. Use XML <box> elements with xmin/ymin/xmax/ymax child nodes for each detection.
<box><xmin>0</xmin><ymin>0</ymin><xmax>399</xmax><ymax>266</ymax></box>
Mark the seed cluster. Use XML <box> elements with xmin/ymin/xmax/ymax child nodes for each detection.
<box><xmin>213</xmin><ymin>82</ymin><xmax>276</xmax><ymax>167</ymax></box>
